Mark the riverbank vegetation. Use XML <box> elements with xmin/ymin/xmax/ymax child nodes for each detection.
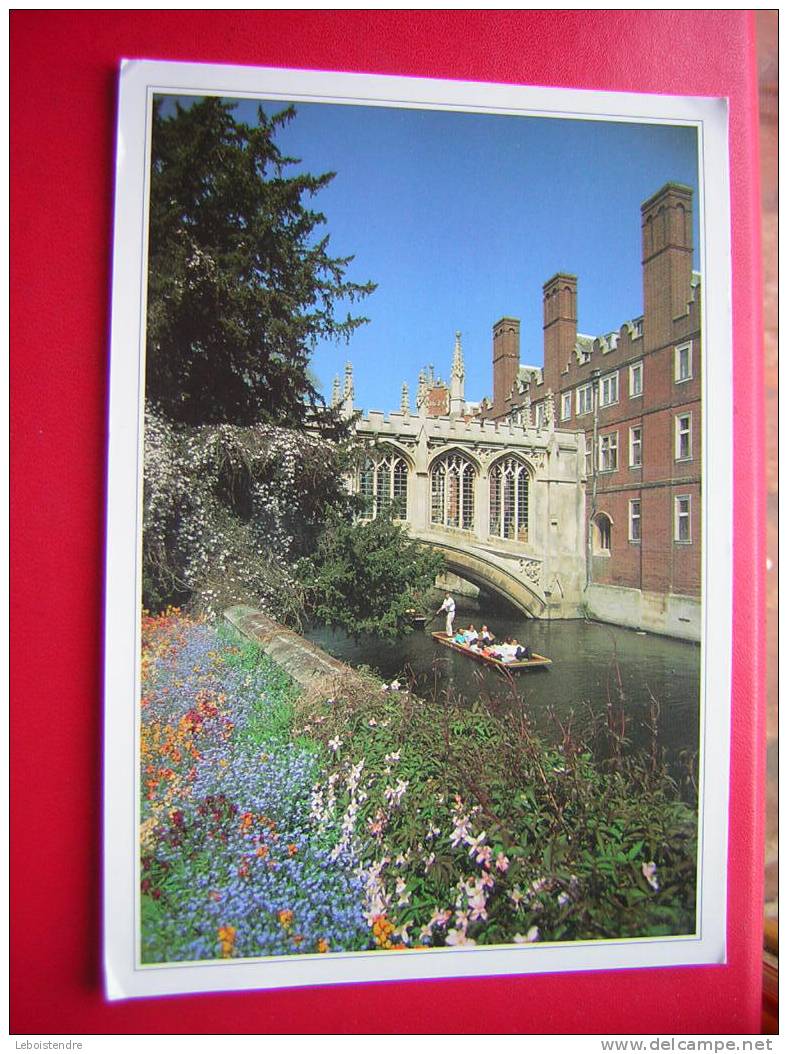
<box><xmin>140</xmin><ymin>611</ymin><xmax>697</xmax><ymax>962</ymax></box>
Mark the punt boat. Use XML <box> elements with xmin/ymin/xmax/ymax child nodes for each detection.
<box><xmin>431</xmin><ymin>632</ymin><xmax>552</xmax><ymax>670</ymax></box>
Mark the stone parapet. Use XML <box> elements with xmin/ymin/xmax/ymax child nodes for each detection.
<box><xmin>224</xmin><ymin>605</ymin><xmax>372</xmax><ymax>691</ymax></box>
<box><xmin>356</xmin><ymin>410</ymin><xmax>582</xmax><ymax>452</ymax></box>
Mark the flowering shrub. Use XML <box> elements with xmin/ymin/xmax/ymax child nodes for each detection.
<box><xmin>140</xmin><ymin>611</ymin><xmax>368</xmax><ymax>962</ymax></box>
<box><xmin>142</xmin><ymin>411</ymin><xmax>357</xmax><ymax>620</ymax></box>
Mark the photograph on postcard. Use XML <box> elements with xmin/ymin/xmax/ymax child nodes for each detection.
<box><xmin>104</xmin><ymin>62</ymin><xmax>732</xmax><ymax>997</ymax></box>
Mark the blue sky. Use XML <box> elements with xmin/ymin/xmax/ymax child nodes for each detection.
<box><xmin>161</xmin><ymin>95</ymin><xmax>700</xmax><ymax>412</ymax></box>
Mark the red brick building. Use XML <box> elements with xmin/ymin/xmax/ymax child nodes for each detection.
<box><xmin>483</xmin><ymin>183</ymin><xmax>701</xmax><ymax>638</ymax></box>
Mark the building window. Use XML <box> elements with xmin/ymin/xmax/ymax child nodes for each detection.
<box><xmin>594</xmin><ymin>513</ymin><xmax>612</xmax><ymax>553</ymax></box>
<box><xmin>675</xmin><ymin>413</ymin><xmax>692</xmax><ymax>461</ymax></box>
<box><xmin>675</xmin><ymin>341</ymin><xmax>693</xmax><ymax>383</ymax></box>
<box><xmin>535</xmin><ymin>402</ymin><xmax>545</xmax><ymax>428</ymax></box>
<box><xmin>630</xmin><ymin>361</ymin><xmax>643</xmax><ymax>397</ymax></box>
<box><xmin>576</xmin><ymin>384</ymin><xmax>594</xmax><ymax>416</ymax></box>
<box><xmin>561</xmin><ymin>391</ymin><xmax>572</xmax><ymax>421</ymax></box>
<box><xmin>430</xmin><ymin>451</ymin><xmax>476</xmax><ymax>530</ymax></box>
<box><xmin>675</xmin><ymin>495</ymin><xmax>691</xmax><ymax>543</ymax></box>
<box><xmin>629</xmin><ymin>426</ymin><xmax>642</xmax><ymax>467</ymax></box>
<box><xmin>585</xmin><ymin>435</ymin><xmax>593</xmax><ymax>477</ymax></box>
<box><xmin>598</xmin><ymin>432</ymin><xmax>618</xmax><ymax>472</ymax></box>
<box><xmin>358</xmin><ymin>448</ymin><xmax>409</xmax><ymax>519</ymax></box>
<box><xmin>629</xmin><ymin>499</ymin><xmax>641</xmax><ymax>542</ymax></box>
<box><xmin>599</xmin><ymin>371</ymin><xmax>619</xmax><ymax>407</ymax></box>
<box><xmin>489</xmin><ymin>456</ymin><xmax>529</xmax><ymax>542</ymax></box>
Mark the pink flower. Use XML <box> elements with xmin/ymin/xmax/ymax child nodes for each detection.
<box><xmin>450</xmin><ymin>819</ymin><xmax>471</xmax><ymax>847</ymax></box>
<box><xmin>480</xmin><ymin>870</ymin><xmax>495</xmax><ymax>890</ymax></box>
<box><xmin>445</xmin><ymin>928</ymin><xmax>476</xmax><ymax>946</ymax></box>
<box><xmin>468</xmin><ymin>891</ymin><xmax>488</xmax><ymax>921</ymax></box>
<box><xmin>474</xmin><ymin>845</ymin><xmax>493</xmax><ymax>868</ymax></box>
<box><xmin>466</xmin><ymin>832</ymin><xmax>487</xmax><ymax>858</ymax></box>
<box><xmin>428</xmin><ymin>908</ymin><xmax>452</xmax><ymax>929</ymax></box>
<box><xmin>454</xmin><ymin>910</ymin><xmax>470</xmax><ymax>932</ymax></box>
<box><xmin>495</xmin><ymin>852</ymin><xmax>510</xmax><ymax>873</ymax></box>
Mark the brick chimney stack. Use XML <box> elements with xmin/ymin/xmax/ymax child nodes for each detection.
<box><xmin>492</xmin><ymin>317</ymin><xmax>520</xmax><ymax>417</ymax></box>
<box><xmin>542</xmin><ymin>273</ymin><xmax>577</xmax><ymax>391</ymax></box>
<box><xmin>641</xmin><ymin>183</ymin><xmax>693</xmax><ymax>352</ymax></box>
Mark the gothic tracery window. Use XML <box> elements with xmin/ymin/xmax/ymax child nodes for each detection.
<box><xmin>358</xmin><ymin>447</ymin><xmax>408</xmax><ymax>519</ymax></box>
<box><xmin>489</xmin><ymin>456</ymin><xmax>530</xmax><ymax>541</ymax></box>
<box><xmin>430</xmin><ymin>451</ymin><xmax>475</xmax><ymax>530</ymax></box>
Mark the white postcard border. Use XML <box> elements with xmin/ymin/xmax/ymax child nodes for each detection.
<box><xmin>104</xmin><ymin>59</ymin><xmax>732</xmax><ymax>1001</ymax></box>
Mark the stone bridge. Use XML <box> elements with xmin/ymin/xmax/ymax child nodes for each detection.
<box><xmin>409</xmin><ymin>527</ymin><xmax>547</xmax><ymax>617</ymax></box>
<box><xmin>351</xmin><ymin>407</ymin><xmax>588</xmax><ymax>619</ymax></box>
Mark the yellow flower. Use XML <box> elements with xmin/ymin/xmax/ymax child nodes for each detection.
<box><xmin>316</xmin><ymin>938</ymin><xmax>329</xmax><ymax>954</ymax></box>
<box><xmin>217</xmin><ymin>925</ymin><xmax>236</xmax><ymax>958</ymax></box>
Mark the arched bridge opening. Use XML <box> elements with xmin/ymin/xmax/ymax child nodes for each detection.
<box><xmin>415</xmin><ymin>536</ymin><xmax>546</xmax><ymax>619</ymax></box>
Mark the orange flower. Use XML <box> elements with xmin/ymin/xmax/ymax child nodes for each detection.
<box><xmin>371</xmin><ymin>914</ymin><xmax>395</xmax><ymax>948</ymax></box>
<box><xmin>255</xmin><ymin>845</ymin><xmax>269</xmax><ymax>858</ymax></box>
<box><xmin>287</xmin><ymin>844</ymin><xmax>298</xmax><ymax>857</ymax></box>
<box><xmin>278</xmin><ymin>909</ymin><xmax>294</xmax><ymax>929</ymax></box>
<box><xmin>316</xmin><ymin>938</ymin><xmax>329</xmax><ymax>954</ymax></box>
<box><xmin>217</xmin><ymin>925</ymin><xmax>236</xmax><ymax>958</ymax></box>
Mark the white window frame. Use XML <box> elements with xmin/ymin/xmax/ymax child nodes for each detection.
<box><xmin>628</xmin><ymin>499</ymin><xmax>641</xmax><ymax>542</ymax></box>
<box><xmin>584</xmin><ymin>434</ymin><xmax>593</xmax><ymax>476</ymax></box>
<box><xmin>576</xmin><ymin>383</ymin><xmax>594</xmax><ymax>416</ymax></box>
<box><xmin>599</xmin><ymin>371</ymin><xmax>619</xmax><ymax>407</ymax></box>
<box><xmin>561</xmin><ymin>391</ymin><xmax>572</xmax><ymax>421</ymax></box>
<box><xmin>675</xmin><ymin>412</ymin><xmax>692</xmax><ymax>461</ymax></box>
<box><xmin>674</xmin><ymin>341</ymin><xmax>693</xmax><ymax>383</ymax></box>
<box><xmin>598</xmin><ymin>431</ymin><xmax>618</xmax><ymax>473</ymax></box>
<box><xmin>674</xmin><ymin>494</ymin><xmax>692</xmax><ymax>543</ymax></box>
<box><xmin>629</xmin><ymin>425</ymin><xmax>642</xmax><ymax>467</ymax></box>
<box><xmin>629</xmin><ymin>361</ymin><xmax>643</xmax><ymax>398</ymax></box>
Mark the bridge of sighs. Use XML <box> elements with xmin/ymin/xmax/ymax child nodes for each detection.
<box><xmin>352</xmin><ymin>408</ymin><xmax>588</xmax><ymax>618</ymax></box>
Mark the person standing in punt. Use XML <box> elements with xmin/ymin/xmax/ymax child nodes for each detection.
<box><xmin>437</xmin><ymin>593</ymin><xmax>456</xmax><ymax>636</ymax></box>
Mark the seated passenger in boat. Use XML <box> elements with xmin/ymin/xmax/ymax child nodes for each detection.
<box><xmin>453</xmin><ymin>629</ymin><xmax>467</xmax><ymax>644</ymax></box>
<box><xmin>464</xmin><ymin>624</ymin><xmax>479</xmax><ymax>645</ymax></box>
<box><xmin>479</xmin><ymin>625</ymin><xmax>495</xmax><ymax>644</ymax></box>
<box><xmin>498</xmin><ymin>638</ymin><xmax>519</xmax><ymax>662</ymax></box>
<box><xmin>511</xmin><ymin>639</ymin><xmax>532</xmax><ymax>661</ymax></box>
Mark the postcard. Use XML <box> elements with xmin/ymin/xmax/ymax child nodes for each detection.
<box><xmin>104</xmin><ymin>60</ymin><xmax>732</xmax><ymax>1000</ymax></box>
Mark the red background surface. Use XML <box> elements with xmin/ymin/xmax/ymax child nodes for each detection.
<box><xmin>10</xmin><ymin>11</ymin><xmax>765</xmax><ymax>1035</ymax></box>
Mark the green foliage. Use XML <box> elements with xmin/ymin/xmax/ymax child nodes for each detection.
<box><xmin>147</xmin><ymin>96</ymin><xmax>375</xmax><ymax>428</ymax></box>
<box><xmin>221</xmin><ymin>632</ymin><xmax>301</xmax><ymax>748</ymax></box>
<box><xmin>296</xmin><ymin>680</ymin><xmax>698</xmax><ymax>945</ymax></box>
<box><xmin>297</xmin><ymin>512</ymin><xmax>445</xmax><ymax>639</ymax></box>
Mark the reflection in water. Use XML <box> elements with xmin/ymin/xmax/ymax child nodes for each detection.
<box><xmin>304</xmin><ymin>603</ymin><xmax>701</xmax><ymax>776</ymax></box>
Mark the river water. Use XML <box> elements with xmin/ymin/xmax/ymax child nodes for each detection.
<box><xmin>305</xmin><ymin>599</ymin><xmax>701</xmax><ymax>778</ymax></box>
